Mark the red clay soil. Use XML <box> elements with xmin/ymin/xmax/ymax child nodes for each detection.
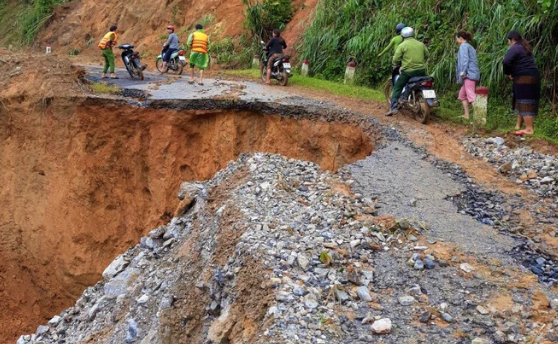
<box><xmin>0</xmin><ymin>56</ymin><xmax>372</xmax><ymax>341</ymax></box>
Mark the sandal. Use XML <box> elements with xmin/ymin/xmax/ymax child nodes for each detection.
<box><xmin>513</xmin><ymin>130</ymin><xmax>531</xmax><ymax>136</ymax></box>
<box><xmin>110</xmin><ymin>76</ymin><xmax>119</xmax><ymax>79</ymax></box>
<box><xmin>198</xmin><ymin>82</ymin><xmax>204</xmax><ymax>86</ymax></box>
<box><xmin>188</xmin><ymin>80</ymin><xmax>195</xmax><ymax>84</ymax></box>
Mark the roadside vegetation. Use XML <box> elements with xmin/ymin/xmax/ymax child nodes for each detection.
<box><xmin>297</xmin><ymin>0</ymin><xmax>558</xmax><ymax>139</ymax></box>
<box><xmin>0</xmin><ymin>0</ymin><xmax>71</xmax><ymax>45</ymax></box>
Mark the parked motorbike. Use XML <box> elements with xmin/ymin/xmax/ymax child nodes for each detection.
<box><xmin>156</xmin><ymin>48</ymin><xmax>185</xmax><ymax>75</ymax></box>
<box><xmin>260</xmin><ymin>41</ymin><xmax>291</xmax><ymax>86</ymax></box>
<box><xmin>117</xmin><ymin>44</ymin><xmax>145</xmax><ymax>80</ymax></box>
<box><xmin>383</xmin><ymin>74</ymin><xmax>439</xmax><ymax>124</ymax></box>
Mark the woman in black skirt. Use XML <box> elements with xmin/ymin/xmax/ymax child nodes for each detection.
<box><xmin>503</xmin><ymin>30</ymin><xmax>540</xmax><ymax>136</ymax></box>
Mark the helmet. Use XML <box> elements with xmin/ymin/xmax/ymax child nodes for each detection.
<box><xmin>167</xmin><ymin>25</ymin><xmax>175</xmax><ymax>31</ymax></box>
<box><xmin>395</xmin><ymin>23</ymin><xmax>406</xmax><ymax>34</ymax></box>
<box><xmin>401</xmin><ymin>27</ymin><xmax>414</xmax><ymax>38</ymax></box>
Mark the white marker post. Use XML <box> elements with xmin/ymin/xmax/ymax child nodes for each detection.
<box><xmin>252</xmin><ymin>54</ymin><xmax>260</xmax><ymax>69</ymax></box>
<box><xmin>46</xmin><ymin>45</ymin><xmax>51</xmax><ymax>54</ymax></box>
<box><xmin>473</xmin><ymin>86</ymin><xmax>489</xmax><ymax>132</ymax></box>
<box><xmin>301</xmin><ymin>60</ymin><xmax>309</xmax><ymax>77</ymax></box>
<box><xmin>344</xmin><ymin>60</ymin><xmax>356</xmax><ymax>85</ymax></box>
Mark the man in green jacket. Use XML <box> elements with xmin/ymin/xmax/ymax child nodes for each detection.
<box><xmin>387</xmin><ymin>27</ymin><xmax>429</xmax><ymax>116</ymax></box>
<box><xmin>377</xmin><ymin>23</ymin><xmax>405</xmax><ymax>57</ymax></box>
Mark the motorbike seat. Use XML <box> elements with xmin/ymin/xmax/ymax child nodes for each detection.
<box><xmin>408</xmin><ymin>76</ymin><xmax>433</xmax><ymax>83</ymax></box>
<box><xmin>118</xmin><ymin>44</ymin><xmax>134</xmax><ymax>50</ymax></box>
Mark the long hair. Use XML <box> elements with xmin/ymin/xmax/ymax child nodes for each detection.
<box><xmin>508</xmin><ymin>30</ymin><xmax>533</xmax><ymax>55</ymax></box>
<box><xmin>273</xmin><ymin>29</ymin><xmax>281</xmax><ymax>37</ymax></box>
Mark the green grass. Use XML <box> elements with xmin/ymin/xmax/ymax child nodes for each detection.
<box><xmin>225</xmin><ymin>69</ymin><xmax>384</xmax><ymax>101</ymax></box>
<box><xmin>90</xmin><ymin>82</ymin><xmax>119</xmax><ymax>94</ymax></box>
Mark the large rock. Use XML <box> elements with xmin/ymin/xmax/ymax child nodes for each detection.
<box><xmin>371</xmin><ymin>318</ymin><xmax>392</xmax><ymax>334</ymax></box>
<box><xmin>102</xmin><ymin>255</ymin><xmax>129</xmax><ymax>280</ymax></box>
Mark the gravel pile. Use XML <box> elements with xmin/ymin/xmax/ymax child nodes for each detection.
<box><xmin>463</xmin><ymin>137</ymin><xmax>558</xmax><ymax>198</ymax></box>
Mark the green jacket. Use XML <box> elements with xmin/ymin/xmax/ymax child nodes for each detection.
<box><xmin>378</xmin><ymin>35</ymin><xmax>403</xmax><ymax>57</ymax></box>
<box><xmin>392</xmin><ymin>37</ymin><xmax>429</xmax><ymax>72</ymax></box>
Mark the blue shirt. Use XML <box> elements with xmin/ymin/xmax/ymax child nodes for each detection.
<box><xmin>456</xmin><ymin>42</ymin><xmax>480</xmax><ymax>83</ymax></box>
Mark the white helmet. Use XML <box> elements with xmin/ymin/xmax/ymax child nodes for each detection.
<box><xmin>401</xmin><ymin>27</ymin><xmax>414</xmax><ymax>38</ymax></box>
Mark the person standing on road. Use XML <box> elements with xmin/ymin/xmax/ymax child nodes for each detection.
<box><xmin>503</xmin><ymin>30</ymin><xmax>540</xmax><ymax>136</ymax></box>
<box><xmin>98</xmin><ymin>25</ymin><xmax>118</xmax><ymax>79</ymax></box>
<box><xmin>264</xmin><ymin>29</ymin><xmax>287</xmax><ymax>85</ymax></box>
<box><xmin>161</xmin><ymin>25</ymin><xmax>180</xmax><ymax>74</ymax></box>
<box><xmin>455</xmin><ymin>30</ymin><xmax>480</xmax><ymax>120</ymax></box>
<box><xmin>387</xmin><ymin>27</ymin><xmax>429</xmax><ymax>116</ymax></box>
<box><xmin>187</xmin><ymin>24</ymin><xmax>210</xmax><ymax>85</ymax></box>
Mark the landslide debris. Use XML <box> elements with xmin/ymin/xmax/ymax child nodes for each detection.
<box><xmin>18</xmin><ymin>153</ymin><xmax>558</xmax><ymax>344</ymax></box>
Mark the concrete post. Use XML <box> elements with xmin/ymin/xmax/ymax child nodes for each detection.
<box><xmin>344</xmin><ymin>61</ymin><xmax>356</xmax><ymax>85</ymax></box>
<box><xmin>473</xmin><ymin>86</ymin><xmax>489</xmax><ymax>132</ymax></box>
<box><xmin>301</xmin><ymin>60</ymin><xmax>309</xmax><ymax>77</ymax></box>
<box><xmin>46</xmin><ymin>45</ymin><xmax>51</xmax><ymax>54</ymax></box>
<box><xmin>252</xmin><ymin>54</ymin><xmax>260</xmax><ymax>69</ymax></box>
<box><xmin>210</xmin><ymin>54</ymin><xmax>217</xmax><ymax>69</ymax></box>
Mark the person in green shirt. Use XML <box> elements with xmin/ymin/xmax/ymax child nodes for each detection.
<box><xmin>387</xmin><ymin>27</ymin><xmax>429</xmax><ymax>116</ymax></box>
<box><xmin>377</xmin><ymin>23</ymin><xmax>406</xmax><ymax>58</ymax></box>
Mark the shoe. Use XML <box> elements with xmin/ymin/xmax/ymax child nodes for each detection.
<box><xmin>385</xmin><ymin>109</ymin><xmax>397</xmax><ymax>116</ymax></box>
<box><xmin>188</xmin><ymin>80</ymin><xmax>195</xmax><ymax>84</ymax></box>
<box><xmin>110</xmin><ymin>76</ymin><xmax>119</xmax><ymax>79</ymax></box>
<box><xmin>198</xmin><ymin>81</ymin><xmax>204</xmax><ymax>86</ymax></box>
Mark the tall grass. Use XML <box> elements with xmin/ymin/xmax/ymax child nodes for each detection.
<box><xmin>0</xmin><ymin>0</ymin><xmax>71</xmax><ymax>45</ymax></box>
<box><xmin>299</xmin><ymin>0</ymin><xmax>558</xmax><ymax>104</ymax></box>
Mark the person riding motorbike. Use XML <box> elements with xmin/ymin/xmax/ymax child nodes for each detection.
<box><xmin>161</xmin><ymin>25</ymin><xmax>180</xmax><ymax>74</ymax></box>
<box><xmin>264</xmin><ymin>29</ymin><xmax>287</xmax><ymax>85</ymax></box>
<box><xmin>386</xmin><ymin>27</ymin><xmax>429</xmax><ymax>116</ymax></box>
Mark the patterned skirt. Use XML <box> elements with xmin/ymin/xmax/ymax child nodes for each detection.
<box><xmin>512</xmin><ymin>71</ymin><xmax>541</xmax><ymax>117</ymax></box>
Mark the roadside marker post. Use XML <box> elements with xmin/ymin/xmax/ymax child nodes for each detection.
<box><xmin>252</xmin><ymin>54</ymin><xmax>260</xmax><ymax>69</ymax></box>
<box><xmin>301</xmin><ymin>60</ymin><xmax>309</xmax><ymax>77</ymax></box>
<box><xmin>344</xmin><ymin>59</ymin><xmax>357</xmax><ymax>85</ymax></box>
<box><xmin>473</xmin><ymin>86</ymin><xmax>489</xmax><ymax>132</ymax></box>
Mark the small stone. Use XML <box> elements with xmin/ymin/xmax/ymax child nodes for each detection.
<box><xmin>137</xmin><ymin>294</ymin><xmax>149</xmax><ymax>304</ymax></box>
<box><xmin>304</xmin><ymin>295</ymin><xmax>319</xmax><ymax>309</ymax></box>
<box><xmin>438</xmin><ymin>259</ymin><xmax>449</xmax><ymax>267</ymax></box>
<box><xmin>149</xmin><ymin>226</ymin><xmax>166</xmax><ymax>238</ymax></box>
<box><xmin>476</xmin><ymin>305</ymin><xmax>490</xmax><ymax>315</ymax></box>
<box><xmin>441</xmin><ymin>312</ymin><xmax>454</xmax><ymax>323</ymax></box>
<box><xmin>409</xmin><ymin>198</ymin><xmax>417</xmax><ymax>207</ymax></box>
<box><xmin>37</xmin><ymin>325</ymin><xmax>49</xmax><ymax>335</ymax></box>
<box><xmin>414</xmin><ymin>259</ymin><xmax>424</xmax><ymax>270</ymax></box>
<box><xmin>408</xmin><ymin>235</ymin><xmax>418</xmax><ymax>242</ymax></box>
<box><xmin>551</xmin><ymin>299</ymin><xmax>558</xmax><ymax>310</ymax></box>
<box><xmin>398</xmin><ymin>295</ymin><xmax>416</xmax><ymax>306</ymax></box>
<box><xmin>540</xmin><ymin>176</ymin><xmax>554</xmax><ymax>184</ymax></box>
<box><xmin>371</xmin><ymin>318</ymin><xmax>392</xmax><ymax>334</ymax></box>
<box><xmin>357</xmin><ymin>286</ymin><xmax>372</xmax><ymax>302</ymax></box>
<box><xmin>350</xmin><ymin>239</ymin><xmax>361</xmax><ymax>248</ymax></box>
<box><xmin>297</xmin><ymin>255</ymin><xmax>310</xmax><ymax>271</ymax></box>
<box><xmin>471</xmin><ymin>338</ymin><xmax>490</xmax><ymax>344</ymax></box>
<box><xmin>407</xmin><ymin>284</ymin><xmax>422</xmax><ymax>296</ymax></box>
<box><xmin>424</xmin><ymin>258</ymin><xmax>436</xmax><ymax>269</ymax></box>
<box><xmin>419</xmin><ymin>311</ymin><xmax>431</xmax><ymax>323</ymax></box>
<box><xmin>361</xmin><ymin>312</ymin><xmax>374</xmax><ymax>324</ymax></box>
<box><xmin>460</xmin><ymin>263</ymin><xmax>475</xmax><ymax>273</ymax></box>
<box><xmin>335</xmin><ymin>289</ymin><xmax>350</xmax><ymax>302</ymax></box>
<box><xmin>126</xmin><ymin>319</ymin><xmax>138</xmax><ymax>343</ymax></box>
<box><xmin>48</xmin><ymin>315</ymin><xmax>61</xmax><ymax>327</ymax></box>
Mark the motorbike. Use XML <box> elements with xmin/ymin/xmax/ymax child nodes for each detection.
<box><xmin>383</xmin><ymin>72</ymin><xmax>440</xmax><ymax>124</ymax></box>
<box><xmin>156</xmin><ymin>48</ymin><xmax>185</xmax><ymax>75</ymax></box>
<box><xmin>117</xmin><ymin>44</ymin><xmax>145</xmax><ymax>80</ymax></box>
<box><xmin>260</xmin><ymin>41</ymin><xmax>291</xmax><ymax>86</ymax></box>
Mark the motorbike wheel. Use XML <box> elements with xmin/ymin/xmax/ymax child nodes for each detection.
<box><xmin>176</xmin><ymin>60</ymin><xmax>184</xmax><ymax>75</ymax></box>
<box><xmin>279</xmin><ymin>69</ymin><xmax>289</xmax><ymax>86</ymax></box>
<box><xmin>383</xmin><ymin>79</ymin><xmax>393</xmax><ymax>106</ymax></box>
<box><xmin>261</xmin><ymin>65</ymin><xmax>267</xmax><ymax>82</ymax></box>
<box><xmin>155</xmin><ymin>58</ymin><xmax>163</xmax><ymax>73</ymax></box>
<box><xmin>125</xmin><ymin>62</ymin><xmax>136</xmax><ymax>79</ymax></box>
<box><xmin>414</xmin><ymin>92</ymin><xmax>430</xmax><ymax>124</ymax></box>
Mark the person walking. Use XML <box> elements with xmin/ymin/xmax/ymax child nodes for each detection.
<box><xmin>98</xmin><ymin>25</ymin><xmax>118</xmax><ymax>79</ymax></box>
<box><xmin>161</xmin><ymin>25</ymin><xmax>180</xmax><ymax>74</ymax></box>
<box><xmin>264</xmin><ymin>29</ymin><xmax>287</xmax><ymax>85</ymax></box>
<box><xmin>387</xmin><ymin>27</ymin><xmax>429</xmax><ymax>116</ymax></box>
<box><xmin>187</xmin><ymin>24</ymin><xmax>210</xmax><ymax>85</ymax></box>
<box><xmin>503</xmin><ymin>30</ymin><xmax>540</xmax><ymax>136</ymax></box>
<box><xmin>455</xmin><ymin>30</ymin><xmax>480</xmax><ymax>120</ymax></box>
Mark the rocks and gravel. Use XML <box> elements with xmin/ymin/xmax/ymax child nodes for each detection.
<box><xmin>15</xmin><ymin>137</ymin><xmax>558</xmax><ymax>344</ymax></box>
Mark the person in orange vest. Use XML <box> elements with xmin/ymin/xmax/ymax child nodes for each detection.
<box><xmin>187</xmin><ymin>24</ymin><xmax>210</xmax><ymax>85</ymax></box>
<box><xmin>98</xmin><ymin>26</ymin><xmax>118</xmax><ymax>79</ymax></box>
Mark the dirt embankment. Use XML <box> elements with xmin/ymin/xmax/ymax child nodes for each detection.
<box><xmin>0</xmin><ymin>51</ymin><xmax>372</xmax><ymax>342</ymax></box>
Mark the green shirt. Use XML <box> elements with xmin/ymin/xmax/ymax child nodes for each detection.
<box><xmin>392</xmin><ymin>37</ymin><xmax>429</xmax><ymax>72</ymax></box>
<box><xmin>378</xmin><ymin>35</ymin><xmax>403</xmax><ymax>57</ymax></box>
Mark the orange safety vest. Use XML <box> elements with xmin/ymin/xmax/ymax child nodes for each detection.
<box><xmin>191</xmin><ymin>32</ymin><xmax>208</xmax><ymax>54</ymax></box>
<box><xmin>98</xmin><ymin>32</ymin><xmax>117</xmax><ymax>50</ymax></box>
